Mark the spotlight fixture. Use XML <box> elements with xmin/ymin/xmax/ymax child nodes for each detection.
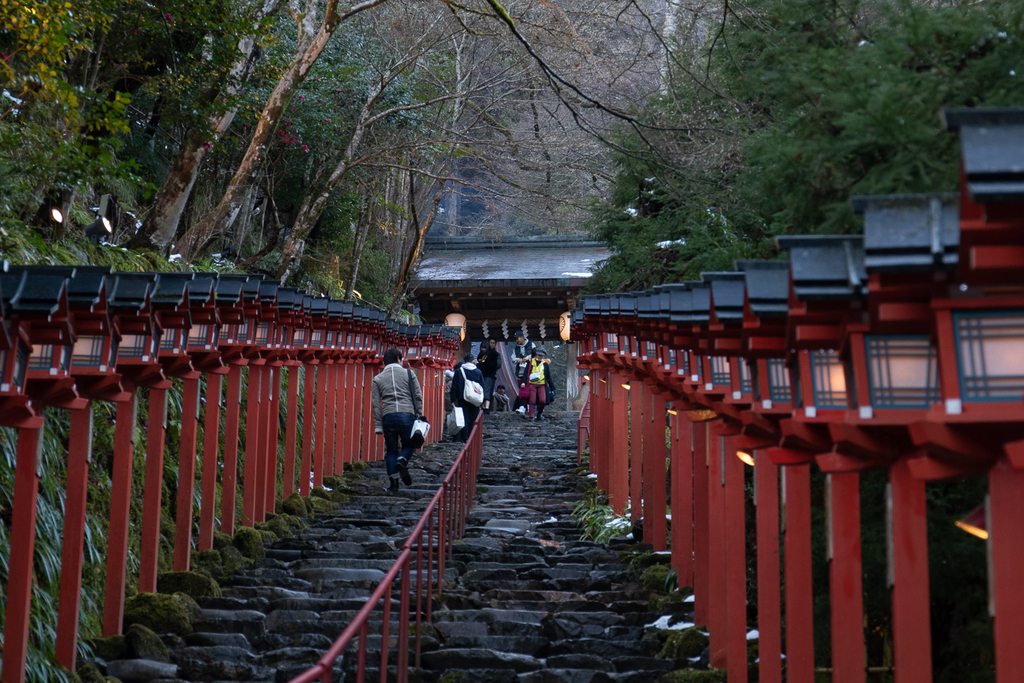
<box><xmin>84</xmin><ymin>194</ymin><xmax>117</xmax><ymax>244</ymax></box>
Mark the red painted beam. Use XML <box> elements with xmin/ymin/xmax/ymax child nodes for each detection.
<box><xmin>139</xmin><ymin>388</ymin><xmax>167</xmax><ymax>592</ymax></box>
<box><xmin>693</xmin><ymin>420</ymin><xmax>710</xmax><ymax>628</ymax></box>
<box><xmin>313</xmin><ymin>363</ymin><xmax>327</xmax><ymax>487</ymax></box>
<box><xmin>755</xmin><ymin>450</ymin><xmax>782</xmax><ymax>683</ymax></box>
<box><xmin>55</xmin><ymin>407</ymin><xmax>93</xmax><ymax>672</ymax></box>
<box><xmin>646</xmin><ymin>392</ymin><xmax>668</xmax><ymax>551</ymax></box>
<box><xmin>300</xmin><ymin>364</ymin><xmax>315</xmax><ymax>494</ymax></box>
<box><xmin>828</xmin><ymin>472</ymin><xmax>865</xmax><ymax>683</ymax></box>
<box><xmin>174</xmin><ymin>377</ymin><xmax>200</xmax><ymax>571</ymax></box>
<box><xmin>889</xmin><ymin>459</ymin><xmax>932</xmax><ymax>683</ymax></box>
<box><xmin>221</xmin><ymin>365</ymin><xmax>242</xmax><ymax>534</ymax></box>
<box><xmin>198</xmin><ymin>374</ymin><xmax>223</xmax><ymax>551</ymax></box>
<box><xmin>1</xmin><ymin>423</ymin><xmax>43</xmax><ymax>683</ymax></box>
<box><xmin>264</xmin><ymin>365</ymin><xmax>282</xmax><ymax>516</ymax></box>
<box><xmin>283</xmin><ymin>365</ymin><xmax>299</xmax><ymax>498</ymax></box>
<box><xmin>724</xmin><ymin>435</ymin><xmax>747</xmax><ymax>682</ymax></box>
<box><xmin>103</xmin><ymin>395</ymin><xmax>138</xmax><ymax>635</ymax></box>
<box><xmin>629</xmin><ymin>381</ymin><xmax>643</xmax><ymax>521</ymax></box>
<box><xmin>608</xmin><ymin>378</ymin><xmax>629</xmax><ymax>514</ymax></box>
<box><xmin>242</xmin><ymin>365</ymin><xmax>261</xmax><ymax>526</ymax></box>
<box><xmin>784</xmin><ymin>464</ymin><xmax>815</xmax><ymax>683</ymax></box>
<box><xmin>708</xmin><ymin>426</ymin><xmax>727</xmax><ymax>669</ymax></box>
<box><xmin>989</xmin><ymin>460</ymin><xmax>1024</xmax><ymax>682</ymax></box>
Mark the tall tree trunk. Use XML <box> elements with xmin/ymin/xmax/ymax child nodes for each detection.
<box><xmin>130</xmin><ymin>0</ymin><xmax>281</xmax><ymax>254</ymax></box>
<box><xmin>387</xmin><ymin>172</ymin><xmax>444</xmax><ymax>318</ymax></box>
<box><xmin>177</xmin><ymin>0</ymin><xmax>390</xmax><ymax>262</ymax></box>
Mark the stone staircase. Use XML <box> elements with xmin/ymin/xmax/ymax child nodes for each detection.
<box><xmin>96</xmin><ymin>411</ymin><xmax>700</xmax><ymax>683</ymax></box>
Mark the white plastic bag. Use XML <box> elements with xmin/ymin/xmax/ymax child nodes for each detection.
<box><xmin>453</xmin><ymin>406</ymin><xmax>466</xmax><ymax>428</ymax></box>
<box><xmin>410</xmin><ymin>418</ymin><xmax>430</xmax><ymax>448</ymax></box>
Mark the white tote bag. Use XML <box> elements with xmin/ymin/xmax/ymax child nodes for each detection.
<box><xmin>460</xmin><ymin>367</ymin><xmax>485</xmax><ymax>407</ymax></box>
<box><xmin>453</xmin><ymin>406</ymin><xmax>466</xmax><ymax>428</ymax></box>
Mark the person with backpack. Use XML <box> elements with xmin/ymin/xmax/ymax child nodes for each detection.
<box><xmin>371</xmin><ymin>348</ymin><xmax>424</xmax><ymax>492</ymax></box>
<box><xmin>527</xmin><ymin>346</ymin><xmax>555</xmax><ymax>420</ymax></box>
<box><xmin>450</xmin><ymin>351</ymin><xmax>485</xmax><ymax>443</ymax></box>
<box><xmin>477</xmin><ymin>338</ymin><xmax>501</xmax><ymax>414</ymax></box>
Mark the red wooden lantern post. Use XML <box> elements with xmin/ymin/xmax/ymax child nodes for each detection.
<box><xmin>54</xmin><ymin>266</ymin><xmax>129</xmax><ymax>671</ymax></box>
<box><xmin>281</xmin><ymin>289</ymin><xmax>306</xmax><ymax>500</ymax></box>
<box><xmin>196</xmin><ymin>276</ymin><xmax>247</xmax><ymax>550</ymax></box>
<box><xmin>215</xmin><ymin>276</ymin><xmax>262</xmax><ymax>535</ymax></box>
<box><xmin>246</xmin><ymin>281</ymin><xmax>278</xmax><ymax>523</ymax></box>
<box><xmin>0</xmin><ymin>267</ymin><xmax>74</xmax><ymax>683</ymax></box>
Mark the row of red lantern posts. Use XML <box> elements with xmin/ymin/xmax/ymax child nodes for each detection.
<box><xmin>571</xmin><ymin>106</ymin><xmax>1024</xmax><ymax>683</ymax></box>
<box><xmin>0</xmin><ymin>268</ymin><xmax>461</xmax><ymax>683</ymax></box>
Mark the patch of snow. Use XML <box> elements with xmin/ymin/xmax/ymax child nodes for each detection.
<box><xmin>747</xmin><ymin>629</ymin><xmax>759</xmax><ymax>640</ymax></box>
<box><xmin>544</xmin><ymin>516</ymin><xmax>558</xmax><ymax>524</ymax></box>
<box><xmin>624</xmin><ymin>207</ymin><xmax>638</xmax><ymax>217</ymax></box>
<box><xmin>684</xmin><ymin>594</ymin><xmax>695</xmax><ymax>603</ymax></box>
<box><xmin>562</xmin><ymin>272</ymin><xmax>593</xmax><ymax>278</ymax></box>
<box><xmin>586</xmin><ymin>473</ymin><xmax>598</xmax><ymax>479</ymax></box>
<box><xmin>688</xmin><ymin>656</ymin><xmax>701</xmax><ymax>662</ymax></box>
<box><xmin>647</xmin><ymin>615</ymin><xmax>695</xmax><ymax>630</ymax></box>
<box><xmin>624</xmin><ymin>532</ymin><xmax>633</xmax><ymax>540</ymax></box>
<box><xmin>654</xmin><ymin>550</ymin><xmax>672</xmax><ymax>555</ymax></box>
<box><xmin>169</xmin><ymin>254</ymin><xmax>183</xmax><ymax>262</ymax></box>
<box><xmin>656</xmin><ymin>239</ymin><xmax>685</xmax><ymax>249</ymax></box>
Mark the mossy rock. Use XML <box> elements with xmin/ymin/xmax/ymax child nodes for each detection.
<box><xmin>652</xmin><ymin>585</ymin><xmax>694</xmax><ymax>613</ymax></box>
<box><xmin>212</xmin><ymin>531</ymin><xmax>232</xmax><ymax>550</ymax></box>
<box><xmin>221</xmin><ymin>546</ymin><xmax>244</xmax><ymax>574</ymax></box>
<box><xmin>329</xmin><ymin>490</ymin><xmax>352</xmax><ymax>503</ymax></box>
<box><xmin>192</xmin><ymin>549</ymin><xmax>224</xmax><ymax>576</ymax></box>
<box><xmin>310</xmin><ymin>487</ymin><xmax>332</xmax><ymax>500</ymax></box>
<box><xmin>125</xmin><ymin>623</ymin><xmax>169</xmax><ymax>662</ymax></box>
<box><xmin>172</xmin><ymin>592</ymin><xmax>202</xmax><ymax>623</ymax></box>
<box><xmin>157</xmin><ymin>570</ymin><xmax>222</xmax><ymax>599</ymax></box>
<box><xmin>303</xmin><ymin>497</ymin><xmax>315</xmax><ymax>516</ymax></box>
<box><xmin>87</xmin><ymin>634</ymin><xmax>128</xmax><ymax>661</ymax></box>
<box><xmin>76</xmin><ymin>663</ymin><xmax>106</xmax><ymax>683</ymax></box>
<box><xmin>282</xmin><ymin>513</ymin><xmax>306</xmax><ymax>529</ymax></box>
<box><xmin>122</xmin><ymin>592</ymin><xmax>193</xmax><ymax>636</ymax></box>
<box><xmin>259</xmin><ymin>529</ymin><xmax>279</xmax><ymax>545</ymax></box>
<box><xmin>309</xmin><ymin>496</ymin><xmax>336</xmax><ymax>513</ymax></box>
<box><xmin>260</xmin><ymin>514</ymin><xmax>292</xmax><ymax>539</ymax></box>
<box><xmin>640</xmin><ymin>563</ymin><xmax>672</xmax><ymax>593</ymax></box>
<box><xmin>659</xmin><ymin>627</ymin><xmax>710</xmax><ymax>660</ymax></box>
<box><xmin>282</xmin><ymin>493</ymin><xmax>309</xmax><ymax>519</ymax></box>
<box><xmin>658</xmin><ymin>669</ymin><xmax>726</xmax><ymax>683</ymax></box>
<box><xmin>344</xmin><ymin>460</ymin><xmax>370</xmax><ymax>473</ymax></box>
<box><xmin>232</xmin><ymin>526</ymin><xmax>266</xmax><ymax>559</ymax></box>
<box><xmin>322</xmin><ymin>475</ymin><xmax>344</xmax><ymax>488</ymax></box>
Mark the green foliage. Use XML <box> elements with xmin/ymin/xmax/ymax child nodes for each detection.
<box><xmin>659</xmin><ymin>627</ymin><xmax>710</xmax><ymax>660</ymax></box>
<box><xmin>588</xmin><ymin>0</ymin><xmax>1024</xmax><ymax>291</ymax></box>
<box><xmin>572</xmin><ymin>493</ymin><xmax>631</xmax><ymax>544</ymax></box>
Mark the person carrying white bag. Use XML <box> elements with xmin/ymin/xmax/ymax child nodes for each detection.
<box><xmin>371</xmin><ymin>348</ymin><xmax>425</xmax><ymax>493</ymax></box>
<box><xmin>449</xmin><ymin>352</ymin><xmax>485</xmax><ymax>443</ymax></box>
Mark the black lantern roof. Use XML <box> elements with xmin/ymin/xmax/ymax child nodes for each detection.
<box><xmin>310</xmin><ymin>298</ymin><xmax>328</xmax><ymax>317</ymax></box>
<box><xmin>582</xmin><ymin>295</ymin><xmax>601</xmax><ymax>318</ymax></box>
<box><xmin>703</xmin><ymin>272</ymin><xmax>745</xmax><ymax>322</ymax></box>
<box><xmin>683</xmin><ymin>281</ymin><xmax>711</xmax><ymax>324</ymax></box>
<box><xmin>736</xmin><ymin>260</ymin><xmax>790</xmax><ymax>317</ymax></box>
<box><xmin>153</xmin><ymin>273</ymin><xmax>192</xmax><ymax>305</ymax></box>
<box><xmin>668</xmin><ymin>284</ymin><xmax>694</xmax><ymax>324</ymax></box>
<box><xmin>1</xmin><ymin>267</ymin><xmax>68</xmax><ymax>314</ymax></box>
<box><xmin>108</xmin><ymin>273</ymin><xmax>156</xmax><ymax>312</ymax></box>
<box><xmin>942</xmin><ymin>107</ymin><xmax>1024</xmax><ymax>202</ymax></box>
<box><xmin>851</xmin><ymin>193</ymin><xmax>960</xmax><ymax>271</ymax></box>
<box><xmin>241</xmin><ymin>277</ymin><xmax>262</xmax><ymax>300</ymax></box>
<box><xmin>258</xmin><ymin>281</ymin><xmax>278</xmax><ymax>306</ymax></box>
<box><xmin>188</xmin><ymin>274</ymin><xmax>217</xmax><ymax>304</ymax></box>
<box><xmin>341</xmin><ymin>301</ymin><xmax>354</xmax><ymax>319</ymax></box>
<box><xmin>327</xmin><ymin>300</ymin><xmax>343</xmax><ymax>319</ymax></box>
<box><xmin>66</xmin><ymin>266</ymin><xmax>113</xmax><ymax>306</ymax></box>
<box><xmin>777</xmin><ymin>235</ymin><xmax>867</xmax><ymax>301</ymax></box>
<box><xmin>277</xmin><ymin>287</ymin><xmax>298</xmax><ymax>311</ymax></box>
<box><xmin>216</xmin><ymin>275</ymin><xmax>247</xmax><ymax>301</ymax></box>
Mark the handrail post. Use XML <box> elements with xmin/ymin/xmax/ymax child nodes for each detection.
<box><xmin>1</xmin><ymin>421</ymin><xmax>43</xmax><ymax>683</ymax></box>
<box><xmin>380</xmin><ymin>584</ymin><xmax>392</xmax><ymax>683</ymax></box>
<box><xmin>397</xmin><ymin>557</ymin><xmax>411</xmax><ymax>681</ymax></box>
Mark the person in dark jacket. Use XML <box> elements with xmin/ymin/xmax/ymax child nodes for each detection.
<box><xmin>450</xmin><ymin>352</ymin><xmax>485</xmax><ymax>442</ymax></box>
<box><xmin>511</xmin><ymin>332</ymin><xmax>536</xmax><ymax>411</ymax></box>
<box><xmin>477</xmin><ymin>338</ymin><xmax>501</xmax><ymax>413</ymax></box>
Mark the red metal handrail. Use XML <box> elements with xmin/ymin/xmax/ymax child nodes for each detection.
<box><xmin>287</xmin><ymin>413</ymin><xmax>484</xmax><ymax>683</ymax></box>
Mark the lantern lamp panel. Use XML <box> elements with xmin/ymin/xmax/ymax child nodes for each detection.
<box><xmin>809</xmin><ymin>350</ymin><xmax>848</xmax><ymax>409</ymax></box>
<box><xmin>955</xmin><ymin>312</ymin><xmax>1024</xmax><ymax>402</ymax></box>
<box><xmin>120</xmin><ymin>334</ymin><xmax>150</xmax><ymax>359</ymax></box>
<box><xmin>739</xmin><ymin>359</ymin><xmax>753</xmax><ymax>394</ymax></box>
<box><xmin>72</xmin><ymin>335</ymin><xmax>107</xmax><ymax>367</ymax></box>
<box><xmin>865</xmin><ymin>336</ymin><xmax>939</xmax><ymax>409</ymax></box>
<box><xmin>710</xmin><ymin>356</ymin><xmax>731</xmax><ymax>385</ymax></box>
<box><xmin>767</xmin><ymin>358</ymin><xmax>792</xmax><ymax>403</ymax></box>
<box><xmin>604</xmin><ymin>332</ymin><xmax>618</xmax><ymax>351</ymax></box>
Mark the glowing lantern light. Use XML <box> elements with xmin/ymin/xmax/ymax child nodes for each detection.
<box><xmin>444</xmin><ymin>312</ymin><xmax>467</xmax><ymax>341</ymax></box>
<box><xmin>559</xmin><ymin>311</ymin><xmax>572</xmax><ymax>341</ymax></box>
